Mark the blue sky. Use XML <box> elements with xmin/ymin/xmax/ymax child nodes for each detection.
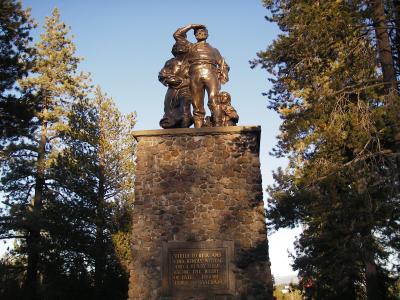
<box><xmin>14</xmin><ymin>0</ymin><xmax>301</xmax><ymax>279</ymax></box>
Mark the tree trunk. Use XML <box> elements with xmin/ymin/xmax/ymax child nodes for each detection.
<box><xmin>25</xmin><ymin>118</ymin><xmax>47</xmax><ymax>300</ymax></box>
<box><xmin>372</xmin><ymin>0</ymin><xmax>400</xmax><ymax>156</ymax></box>
<box><xmin>371</xmin><ymin>0</ymin><xmax>398</xmax><ymax>91</ymax></box>
<box><xmin>94</xmin><ymin>166</ymin><xmax>106</xmax><ymax>300</ymax></box>
<box><xmin>356</xmin><ymin>175</ymin><xmax>382</xmax><ymax>300</ymax></box>
<box><xmin>366</xmin><ymin>260</ymin><xmax>380</xmax><ymax>300</ymax></box>
<box><xmin>393</xmin><ymin>0</ymin><xmax>400</xmax><ymax>75</ymax></box>
<box><xmin>342</xmin><ymin>275</ymin><xmax>357</xmax><ymax>300</ymax></box>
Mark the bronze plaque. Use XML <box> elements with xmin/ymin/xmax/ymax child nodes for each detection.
<box><xmin>161</xmin><ymin>241</ymin><xmax>235</xmax><ymax>296</ymax></box>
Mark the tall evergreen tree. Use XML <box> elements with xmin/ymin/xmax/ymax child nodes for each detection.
<box><xmin>253</xmin><ymin>1</ymin><xmax>399</xmax><ymax>299</ymax></box>
<box><xmin>0</xmin><ymin>0</ymin><xmax>35</xmax><ymax>140</ymax></box>
<box><xmin>52</xmin><ymin>86</ymin><xmax>136</xmax><ymax>300</ymax></box>
<box><xmin>0</xmin><ymin>8</ymin><xmax>89</xmax><ymax>300</ymax></box>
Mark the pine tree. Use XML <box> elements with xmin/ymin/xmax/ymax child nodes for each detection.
<box><xmin>0</xmin><ymin>8</ymin><xmax>89</xmax><ymax>300</ymax></box>
<box><xmin>391</xmin><ymin>0</ymin><xmax>400</xmax><ymax>77</ymax></box>
<box><xmin>253</xmin><ymin>1</ymin><xmax>399</xmax><ymax>298</ymax></box>
<box><xmin>52</xmin><ymin>86</ymin><xmax>136</xmax><ymax>300</ymax></box>
<box><xmin>0</xmin><ymin>0</ymin><xmax>35</xmax><ymax>141</ymax></box>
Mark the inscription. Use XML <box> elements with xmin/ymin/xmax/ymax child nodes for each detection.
<box><xmin>162</xmin><ymin>241</ymin><xmax>235</xmax><ymax>296</ymax></box>
<box><xmin>170</xmin><ymin>249</ymin><xmax>226</xmax><ymax>288</ymax></box>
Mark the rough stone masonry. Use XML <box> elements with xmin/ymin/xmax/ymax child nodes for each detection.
<box><xmin>128</xmin><ymin>126</ymin><xmax>273</xmax><ymax>300</ymax></box>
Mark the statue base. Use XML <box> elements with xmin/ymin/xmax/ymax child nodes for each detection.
<box><xmin>128</xmin><ymin>126</ymin><xmax>274</xmax><ymax>300</ymax></box>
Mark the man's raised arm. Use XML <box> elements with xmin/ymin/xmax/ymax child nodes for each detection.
<box><xmin>173</xmin><ymin>24</ymin><xmax>205</xmax><ymax>42</ymax></box>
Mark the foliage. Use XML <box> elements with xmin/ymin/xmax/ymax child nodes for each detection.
<box><xmin>0</xmin><ymin>0</ymin><xmax>35</xmax><ymax>141</ymax></box>
<box><xmin>52</xmin><ymin>86</ymin><xmax>136</xmax><ymax>299</ymax></box>
<box><xmin>273</xmin><ymin>283</ymin><xmax>302</xmax><ymax>300</ymax></box>
<box><xmin>0</xmin><ymin>7</ymin><xmax>90</xmax><ymax>299</ymax></box>
<box><xmin>0</xmin><ymin>7</ymin><xmax>136</xmax><ymax>300</ymax></box>
<box><xmin>253</xmin><ymin>0</ymin><xmax>400</xmax><ymax>299</ymax></box>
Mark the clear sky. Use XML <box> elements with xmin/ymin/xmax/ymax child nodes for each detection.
<box><xmin>12</xmin><ymin>0</ymin><xmax>301</xmax><ymax>279</ymax></box>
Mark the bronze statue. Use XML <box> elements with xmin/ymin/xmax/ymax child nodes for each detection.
<box><xmin>204</xmin><ymin>92</ymin><xmax>238</xmax><ymax>127</ymax></box>
<box><xmin>219</xmin><ymin>92</ymin><xmax>239</xmax><ymax>126</ymax></box>
<box><xmin>174</xmin><ymin>24</ymin><xmax>230</xmax><ymax>128</ymax></box>
<box><xmin>159</xmin><ymin>41</ymin><xmax>193</xmax><ymax>128</ymax></box>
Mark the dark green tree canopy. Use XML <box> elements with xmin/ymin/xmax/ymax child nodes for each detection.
<box><xmin>1</xmin><ymin>7</ymin><xmax>135</xmax><ymax>300</ymax></box>
<box><xmin>0</xmin><ymin>0</ymin><xmax>34</xmax><ymax>94</ymax></box>
<box><xmin>0</xmin><ymin>0</ymin><xmax>36</xmax><ymax>138</ymax></box>
<box><xmin>253</xmin><ymin>0</ymin><xmax>399</xmax><ymax>298</ymax></box>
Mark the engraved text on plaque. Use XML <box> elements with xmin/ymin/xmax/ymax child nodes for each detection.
<box><xmin>161</xmin><ymin>241</ymin><xmax>234</xmax><ymax>296</ymax></box>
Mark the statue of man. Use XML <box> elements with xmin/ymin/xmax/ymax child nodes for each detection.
<box><xmin>158</xmin><ymin>41</ymin><xmax>193</xmax><ymax>128</ymax></box>
<box><xmin>174</xmin><ymin>24</ymin><xmax>230</xmax><ymax>128</ymax></box>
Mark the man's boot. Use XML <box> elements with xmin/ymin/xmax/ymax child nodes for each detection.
<box><xmin>211</xmin><ymin>105</ymin><xmax>223</xmax><ymax>127</ymax></box>
<box><xmin>194</xmin><ymin>117</ymin><xmax>204</xmax><ymax>128</ymax></box>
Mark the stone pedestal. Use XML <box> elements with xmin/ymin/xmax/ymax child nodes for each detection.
<box><xmin>128</xmin><ymin>126</ymin><xmax>273</xmax><ymax>300</ymax></box>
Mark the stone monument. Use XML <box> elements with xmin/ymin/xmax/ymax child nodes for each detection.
<box><xmin>128</xmin><ymin>25</ymin><xmax>273</xmax><ymax>300</ymax></box>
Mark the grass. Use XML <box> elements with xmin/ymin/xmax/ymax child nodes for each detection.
<box><xmin>273</xmin><ymin>284</ymin><xmax>303</xmax><ymax>300</ymax></box>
